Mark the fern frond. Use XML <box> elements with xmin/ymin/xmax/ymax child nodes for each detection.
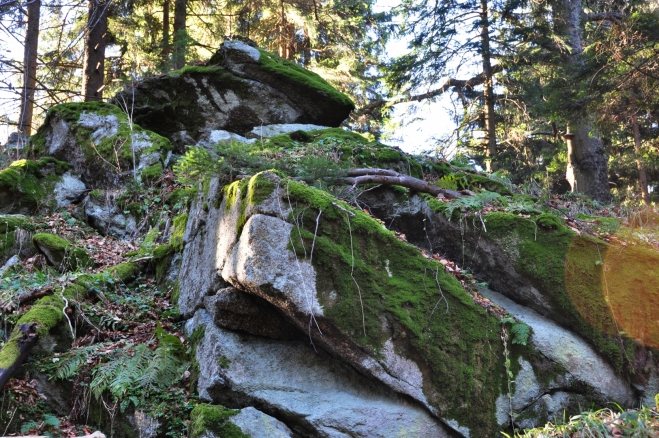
<box><xmin>54</xmin><ymin>344</ymin><xmax>103</xmax><ymax>379</ymax></box>
<box><xmin>510</xmin><ymin>321</ymin><xmax>532</xmax><ymax>345</ymax></box>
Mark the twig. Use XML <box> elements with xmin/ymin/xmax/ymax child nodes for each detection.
<box><xmin>310</xmin><ymin>210</ymin><xmax>322</xmax><ymax>264</ymax></box>
<box><xmin>345</xmin><ymin>211</ymin><xmax>366</xmax><ymax>336</ymax></box>
<box><xmin>429</xmin><ymin>267</ymin><xmax>449</xmax><ymax>318</ymax></box>
<box><xmin>331</xmin><ymin>202</ymin><xmax>355</xmax><ymax>216</ymax></box>
<box><xmin>60</xmin><ymin>287</ymin><xmax>75</xmax><ymax>340</ymax></box>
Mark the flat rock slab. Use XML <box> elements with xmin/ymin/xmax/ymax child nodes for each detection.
<box><xmin>187</xmin><ymin>309</ymin><xmax>449</xmax><ymax>438</ymax></box>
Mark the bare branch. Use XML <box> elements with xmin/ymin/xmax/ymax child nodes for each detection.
<box><xmin>357</xmin><ymin>64</ymin><xmax>505</xmax><ymax>117</ymax></box>
<box><xmin>585</xmin><ymin>12</ymin><xmax>626</xmax><ymax>23</ymax></box>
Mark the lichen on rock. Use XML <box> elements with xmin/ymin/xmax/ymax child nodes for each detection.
<box><xmin>31</xmin><ymin>102</ymin><xmax>172</xmax><ymax>188</ymax></box>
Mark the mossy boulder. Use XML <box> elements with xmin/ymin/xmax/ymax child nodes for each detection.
<box><xmin>357</xmin><ymin>188</ymin><xmax>652</xmax><ymax>409</ymax></box>
<box><xmin>33</xmin><ymin>233</ymin><xmax>93</xmax><ymax>272</ymax></box>
<box><xmin>0</xmin><ymin>158</ymin><xmax>71</xmax><ymax>214</ymax></box>
<box><xmin>179</xmin><ymin>172</ymin><xmax>522</xmax><ymax>436</ymax></box>
<box><xmin>112</xmin><ymin>41</ymin><xmax>354</xmax><ymax>149</ymax></box>
<box><xmin>189</xmin><ymin>404</ymin><xmax>296</xmax><ymax>437</ymax></box>
<box><xmin>31</xmin><ymin>102</ymin><xmax>172</xmax><ymax>188</ymax></box>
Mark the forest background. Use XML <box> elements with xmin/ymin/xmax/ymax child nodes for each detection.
<box><xmin>1</xmin><ymin>0</ymin><xmax>659</xmax><ymax>205</ymax></box>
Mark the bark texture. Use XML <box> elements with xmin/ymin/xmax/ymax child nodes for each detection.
<box><xmin>480</xmin><ymin>0</ymin><xmax>497</xmax><ymax>172</ymax></box>
<box><xmin>82</xmin><ymin>0</ymin><xmax>109</xmax><ymax>101</ymax></box>
<box><xmin>172</xmin><ymin>0</ymin><xmax>186</xmax><ymax>69</ymax></box>
<box><xmin>632</xmin><ymin>117</ymin><xmax>650</xmax><ymax>205</ymax></box>
<box><xmin>558</xmin><ymin>0</ymin><xmax>611</xmax><ymax>202</ymax></box>
<box><xmin>18</xmin><ymin>0</ymin><xmax>41</xmax><ymax>136</ymax></box>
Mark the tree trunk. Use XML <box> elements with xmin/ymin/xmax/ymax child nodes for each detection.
<box><xmin>172</xmin><ymin>0</ymin><xmax>186</xmax><ymax>69</ymax></box>
<box><xmin>632</xmin><ymin>116</ymin><xmax>650</xmax><ymax>206</ymax></box>
<box><xmin>161</xmin><ymin>0</ymin><xmax>170</xmax><ymax>65</ymax></box>
<box><xmin>480</xmin><ymin>0</ymin><xmax>497</xmax><ymax>172</ymax></box>
<box><xmin>558</xmin><ymin>0</ymin><xmax>611</xmax><ymax>202</ymax></box>
<box><xmin>82</xmin><ymin>0</ymin><xmax>109</xmax><ymax>101</ymax></box>
<box><xmin>18</xmin><ymin>0</ymin><xmax>41</xmax><ymax>136</ymax></box>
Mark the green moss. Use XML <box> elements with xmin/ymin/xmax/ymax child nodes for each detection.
<box><xmin>483</xmin><ymin>212</ymin><xmax>640</xmax><ymax>372</ymax></box>
<box><xmin>0</xmin><ymin>231</ymin><xmax>16</xmax><ymax>262</ymax></box>
<box><xmin>189</xmin><ymin>404</ymin><xmax>248</xmax><ymax>438</ymax></box>
<box><xmin>223</xmin><ymin>173</ymin><xmax>275</xmax><ymax>235</ymax></box>
<box><xmin>32</xmin><ymin>233</ymin><xmax>93</xmax><ymax>271</ymax></box>
<box><xmin>466</xmin><ymin>174</ymin><xmax>512</xmax><ymax>195</ymax></box>
<box><xmin>281</xmin><ymin>179</ymin><xmax>506</xmax><ymax>435</ymax></box>
<box><xmin>140</xmin><ymin>163</ymin><xmax>163</xmax><ymax>180</ymax></box>
<box><xmin>143</xmin><ymin>227</ymin><xmax>160</xmax><ymax>247</ymax></box>
<box><xmin>247</xmin><ymin>172</ymin><xmax>275</xmax><ymax>205</ymax></box>
<box><xmin>535</xmin><ymin>213</ymin><xmax>563</xmax><ymax>229</ymax></box>
<box><xmin>153</xmin><ymin>244</ymin><xmax>174</xmax><ymax>284</ymax></box>
<box><xmin>62</xmin><ymin>283</ymin><xmax>88</xmax><ymax>300</ymax></box>
<box><xmin>171</xmin><ymin>281</ymin><xmax>181</xmax><ymax>306</ymax></box>
<box><xmin>574</xmin><ymin>213</ymin><xmax>621</xmax><ymax>234</ymax></box>
<box><xmin>167</xmin><ymin>187</ymin><xmax>197</xmax><ymax>208</ymax></box>
<box><xmin>0</xmin><ymin>158</ymin><xmax>70</xmax><ymax>213</ymax></box>
<box><xmin>108</xmin><ymin>262</ymin><xmax>139</xmax><ymax>283</ymax></box>
<box><xmin>153</xmin><ymin>244</ymin><xmax>173</xmax><ymax>260</ymax></box>
<box><xmin>307</xmin><ymin>128</ymin><xmax>369</xmax><ymax>144</ymax></box>
<box><xmin>16</xmin><ymin>295</ymin><xmax>66</xmax><ymax>338</ymax></box>
<box><xmin>171</xmin><ymin>213</ymin><xmax>188</xmax><ymax>252</ymax></box>
<box><xmin>0</xmin><ymin>332</ymin><xmax>20</xmax><ymax>369</ymax></box>
<box><xmin>256</xmin><ymin>49</ymin><xmax>354</xmax><ymax>109</ymax></box>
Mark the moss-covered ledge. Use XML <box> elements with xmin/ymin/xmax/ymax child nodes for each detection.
<box><xmin>482</xmin><ymin>212</ymin><xmax>650</xmax><ymax>373</ymax></box>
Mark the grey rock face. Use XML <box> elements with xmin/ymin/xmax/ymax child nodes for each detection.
<box><xmin>53</xmin><ymin>171</ymin><xmax>87</xmax><ymax>208</ymax></box>
<box><xmin>230</xmin><ymin>407</ymin><xmax>294</xmax><ymax>438</ymax></box>
<box><xmin>5</xmin><ymin>132</ymin><xmax>28</xmax><ymax>150</ymax></box>
<box><xmin>196</xmin><ymin>130</ymin><xmax>256</xmax><ymax>149</ymax></box>
<box><xmin>126</xmin><ymin>410</ymin><xmax>160</xmax><ymax>438</ymax></box>
<box><xmin>42</xmin><ymin>108</ymin><xmax>169</xmax><ymax>189</ymax></box>
<box><xmin>112</xmin><ymin>41</ymin><xmax>353</xmax><ymax>146</ymax></box>
<box><xmin>221</xmin><ymin>214</ymin><xmax>323</xmax><ymax>316</ymax></box>
<box><xmin>482</xmin><ymin>288</ymin><xmax>634</xmax><ymax>406</ymax></box>
<box><xmin>186</xmin><ymin>309</ymin><xmax>450</xmax><ymax>438</ymax></box>
<box><xmin>178</xmin><ymin>178</ymin><xmax>229</xmax><ymax>317</ymax></box>
<box><xmin>83</xmin><ymin>191</ymin><xmax>137</xmax><ymax>239</ymax></box>
<box><xmin>249</xmin><ymin>123</ymin><xmax>330</xmax><ymax>138</ymax></box>
<box><xmin>204</xmin><ymin>288</ymin><xmax>304</xmax><ymax>341</ymax></box>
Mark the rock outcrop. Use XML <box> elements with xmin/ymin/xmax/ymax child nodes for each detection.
<box><xmin>31</xmin><ymin>102</ymin><xmax>172</xmax><ymax>189</ymax></box>
<box><xmin>112</xmin><ymin>41</ymin><xmax>354</xmax><ymax>149</ymax></box>
<box><xmin>177</xmin><ymin>171</ymin><xmax>644</xmax><ymax>435</ymax></box>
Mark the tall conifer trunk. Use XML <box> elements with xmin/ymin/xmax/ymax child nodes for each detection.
<box><xmin>632</xmin><ymin>116</ymin><xmax>650</xmax><ymax>206</ymax></box>
<box><xmin>82</xmin><ymin>0</ymin><xmax>109</xmax><ymax>101</ymax></box>
<box><xmin>172</xmin><ymin>0</ymin><xmax>186</xmax><ymax>69</ymax></box>
<box><xmin>162</xmin><ymin>0</ymin><xmax>170</xmax><ymax>65</ymax></box>
<box><xmin>480</xmin><ymin>0</ymin><xmax>497</xmax><ymax>172</ymax></box>
<box><xmin>18</xmin><ymin>0</ymin><xmax>41</xmax><ymax>136</ymax></box>
<box><xmin>557</xmin><ymin>0</ymin><xmax>611</xmax><ymax>202</ymax></box>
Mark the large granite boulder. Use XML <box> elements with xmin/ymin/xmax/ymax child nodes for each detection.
<box><xmin>178</xmin><ymin>171</ymin><xmax>638</xmax><ymax>435</ymax></box>
<box><xmin>358</xmin><ymin>187</ymin><xmax>659</xmax><ymax>406</ymax></box>
<box><xmin>30</xmin><ymin>102</ymin><xmax>172</xmax><ymax>189</ymax></box>
<box><xmin>112</xmin><ymin>41</ymin><xmax>354</xmax><ymax>149</ymax></box>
